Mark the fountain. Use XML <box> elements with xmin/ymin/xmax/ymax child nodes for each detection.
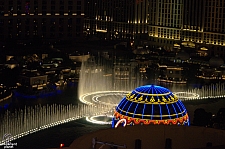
<box><xmin>0</xmin><ymin>57</ymin><xmax>143</xmax><ymax>145</ymax></box>
<box><xmin>1</xmin><ymin>56</ymin><xmax>225</xmax><ymax>145</ymax></box>
<box><xmin>78</xmin><ymin>57</ymin><xmax>144</xmax><ymax>99</ymax></box>
<box><xmin>174</xmin><ymin>83</ymin><xmax>225</xmax><ymax>101</ymax></box>
<box><xmin>0</xmin><ymin>104</ymin><xmax>112</xmax><ymax>145</ymax></box>
<box><xmin>77</xmin><ymin>57</ymin><xmax>225</xmax><ymax>126</ymax></box>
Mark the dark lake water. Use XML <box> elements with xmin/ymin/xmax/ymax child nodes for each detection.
<box><xmin>15</xmin><ymin>118</ymin><xmax>110</xmax><ymax>149</ymax></box>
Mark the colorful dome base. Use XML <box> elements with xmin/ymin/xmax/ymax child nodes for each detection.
<box><xmin>114</xmin><ymin>111</ymin><xmax>189</xmax><ymax>125</ymax></box>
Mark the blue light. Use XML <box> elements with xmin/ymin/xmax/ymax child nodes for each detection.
<box><xmin>151</xmin><ymin>104</ymin><xmax>154</xmax><ymax>120</ymax></box>
<box><xmin>135</xmin><ymin>85</ymin><xmax>171</xmax><ymax>94</ymax></box>
<box><xmin>172</xmin><ymin>104</ymin><xmax>178</xmax><ymax>118</ymax></box>
<box><xmin>120</xmin><ymin>100</ymin><xmax>129</xmax><ymax>114</ymax></box>
<box><xmin>178</xmin><ymin>100</ymin><xmax>187</xmax><ymax>112</ymax></box>
<box><xmin>142</xmin><ymin>104</ymin><xmax>146</xmax><ymax>119</ymax></box>
<box><xmin>126</xmin><ymin>102</ymin><xmax>133</xmax><ymax>116</ymax></box>
<box><xmin>133</xmin><ymin>103</ymin><xmax>139</xmax><ymax>118</ymax></box>
<box><xmin>111</xmin><ymin>117</ymin><xmax>115</xmax><ymax>128</ymax></box>
<box><xmin>166</xmin><ymin>104</ymin><xmax>171</xmax><ymax>119</ymax></box>
<box><xmin>175</xmin><ymin>102</ymin><xmax>183</xmax><ymax>116</ymax></box>
<box><xmin>4</xmin><ymin>104</ymin><xmax>9</xmax><ymax>109</ymax></box>
<box><xmin>159</xmin><ymin>104</ymin><xmax>162</xmax><ymax>120</ymax></box>
<box><xmin>13</xmin><ymin>90</ymin><xmax>59</xmax><ymax>99</ymax></box>
<box><xmin>155</xmin><ymin>86</ymin><xmax>162</xmax><ymax>120</ymax></box>
<box><xmin>117</xmin><ymin>97</ymin><xmax>127</xmax><ymax>111</ymax></box>
<box><xmin>115</xmin><ymin>84</ymin><xmax>189</xmax><ymax>125</ymax></box>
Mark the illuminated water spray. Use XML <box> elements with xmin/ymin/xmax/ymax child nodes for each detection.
<box><xmin>78</xmin><ymin>59</ymin><xmax>225</xmax><ymax>125</ymax></box>
<box><xmin>1</xmin><ymin>58</ymin><xmax>225</xmax><ymax>144</ymax></box>
<box><xmin>0</xmin><ymin>104</ymin><xmax>112</xmax><ymax>145</ymax></box>
<box><xmin>78</xmin><ymin>58</ymin><xmax>144</xmax><ymax>104</ymax></box>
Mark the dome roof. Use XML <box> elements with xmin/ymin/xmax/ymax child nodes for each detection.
<box><xmin>209</xmin><ymin>56</ymin><xmax>224</xmax><ymax>67</ymax></box>
<box><xmin>114</xmin><ymin>85</ymin><xmax>189</xmax><ymax>126</ymax></box>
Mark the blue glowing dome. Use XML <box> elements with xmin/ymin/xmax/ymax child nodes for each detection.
<box><xmin>114</xmin><ymin>85</ymin><xmax>189</xmax><ymax>125</ymax></box>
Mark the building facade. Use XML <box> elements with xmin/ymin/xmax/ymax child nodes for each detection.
<box><xmin>0</xmin><ymin>0</ymin><xmax>84</xmax><ymax>42</ymax></box>
<box><xmin>84</xmin><ymin>0</ymin><xmax>225</xmax><ymax>57</ymax></box>
<box><xmin>84</xmin><ymin>0</ymin><xmax>148</xmax><ymax>41</ymax></box>
<box><xmin>182</xmin><ymin>0</ymin><xmax>225</xmax><ymax>57</ymax></box>
<box><xmin>148</xmin><ymin>0</ymin><xmax>183</xmax><ymax>49</ymax></box>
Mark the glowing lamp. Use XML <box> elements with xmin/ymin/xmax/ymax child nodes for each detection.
<box><xmin>60</xmin><ymin>143</ymin><xmax>64</xmax><ymax>148</ymax></box>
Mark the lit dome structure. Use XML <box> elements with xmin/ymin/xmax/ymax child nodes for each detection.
<box><xmin>113</xmin><ymin>85</ymin><xmax>189</xmax><ymax>127</ymax></box>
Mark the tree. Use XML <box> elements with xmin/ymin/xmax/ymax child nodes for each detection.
<box><xmin>216</xmin><ymin>108</ymin><xmax>225</xmax><ymax>125</ymax></box>
<box><xmin>193</xmin><ymin>108</ymin><xmax>212</xmax><ymax>127</ymax></box>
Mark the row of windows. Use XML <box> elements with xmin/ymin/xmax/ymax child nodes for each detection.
<box><xmin>7</xmin><ymin>1</ymin><xmax>81</xmax><ymax>6</ymax></box>
<box><xmin>206</xmin><ymin>12</ymin><xmax>225</xmax><ymax>19</ymax></box>
<box><xmin>205</xmin><ymin>1</ymin><xmax>225</xmax><ymax>7</ymax></box>
<box><xmin>4</xmin><ymin>27</ymin><xmax>81</xmax><ymax>33</ymax></box>
<box><xmin>149</xmin><ymin>37</ymin><xmax>175</xmax><ymax>45</ymax></box>
<box><xmin>147</xmin><ymin>25</ymin><xmax>225</xmax><ymax>46</ymax></box>
<box><xmin>158</xmin><ymin>3</ymin><xmax>182</xmax><ymax>10</ymax></box>
<box><xmin>1</xmin><ymin>11</ymin><xmax>83</xmax><ymax>16</ymax></box>
<box><xmin>0</xmin><ymin>18</ymin><xmax>82</xmax><ymax>25</ymax></box>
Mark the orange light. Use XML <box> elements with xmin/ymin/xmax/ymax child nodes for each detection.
<box><xmin>60</xmin><ymin>143</ymin><xmax>64</xmax><ymax>148</ymax></box>
<box><xmin>114</xmin><ymin>111</ymin><xmax>189</xmax><ymax>126</ymax></box>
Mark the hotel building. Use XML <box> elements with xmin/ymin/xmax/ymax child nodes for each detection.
<box><xmin>84</xmin><ymin>0</ymin><xmax>225</xmax><ymax>57</ymax></box>
<box><xmin>84</xmin><ymin>0</ymin><xmax>148</xmax><ymax>41</ymax></box>
<box><xmin>148</xmin><ymin>0</ymin><xmax>183</xmax><ymax>49</ymax></box>
<box><xmin>182</xmin><ymin>0</ymin><xmax>225</xmax><ymax>57</ymax></box>
<box><xmin>0</xmin><ymin>0</ymin><xmax>84</xmax><ymax>42</ymax></box>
